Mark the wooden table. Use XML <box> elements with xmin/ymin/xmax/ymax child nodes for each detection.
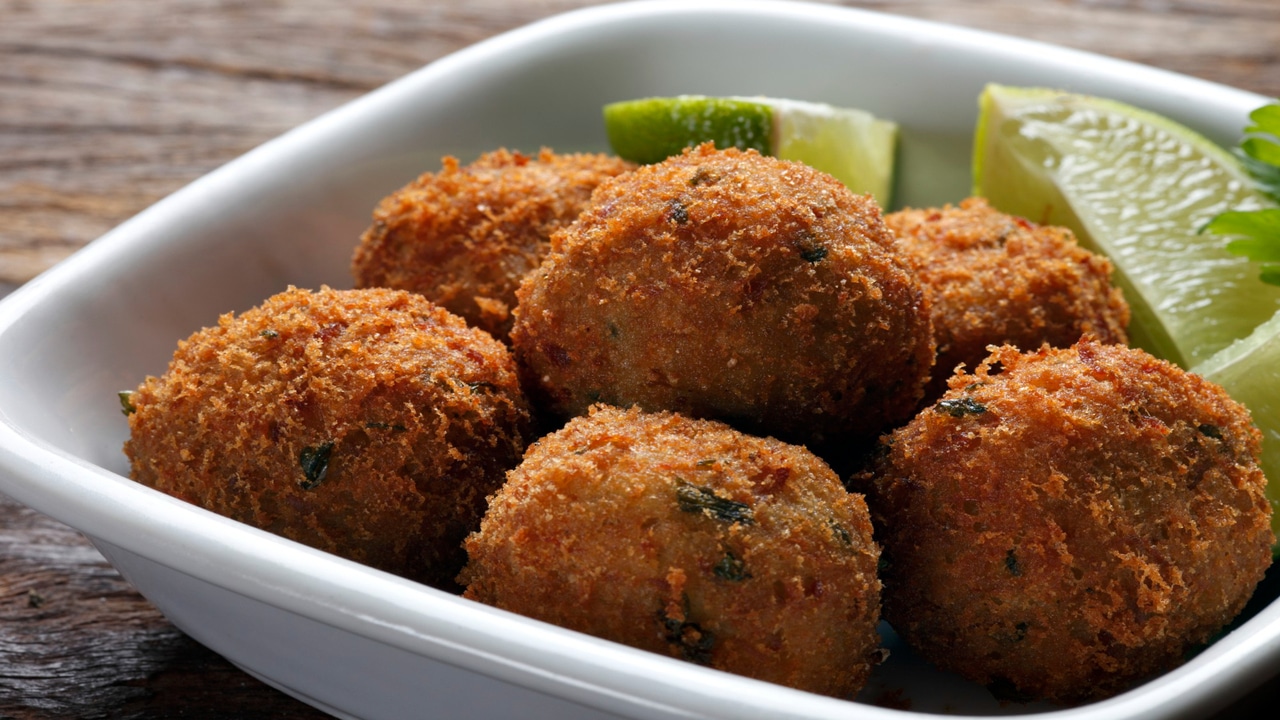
<box><xmin>2</xmin><ymin>1</ymin><xmax>1279</xmax><ymax>717</ymax></box>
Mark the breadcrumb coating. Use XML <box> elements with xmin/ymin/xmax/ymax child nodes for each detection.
<box><xmin>512</xmin><ymin>144</ymin><xmax>933</xmax><ymax>447</ymax></box>
<box><xmin>124</xmin><ymin>286</ymin><xmax>532</xmax><ymax>589</ymax></box>
<box><xmin>885</xmin><ymin>197</ymin><xmax>1129</xmax><ymax>403</ymax></box>
<box><xmin>460</xmin><ymin>405</ymin><xmax>883</xmax><ymax>698</ymax></box>
<box><xmin>862</xmin><ymin>338</ymin><xmax>1272</xmax><ymax>703</ymax></box>
<box><xmin>352</xmin><ymin>148</ymin><xmax>634</xmax><ymax>341</ymax></box>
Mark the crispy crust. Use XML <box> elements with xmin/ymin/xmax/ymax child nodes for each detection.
<box><xmin>863</xmin><ymin>338</ymin><xmax>1273</xmax><ymax>703</ymax></box>
<box><xmin>511</xmin><ymin>144</ymin><xmax>934</xmax><ymax>447</ymax></box>
<box><xmin>885</xmin><ymin>197</ymin><xmax>1129</xmax><ymax>403</ymax></box>
<box><xmin>124</xmin><ymin>286</ymin><xmax>532</xmax><ymax>589</ymax></box>
<box><xmin>352</xmin><ymin>148</ymin><xmax>634</xmax><ymax>342</ymax></box>
<box><xmin>460</xmin><ymin>405</ymin><xmax>883</xmax><ymax>698</ymax></box>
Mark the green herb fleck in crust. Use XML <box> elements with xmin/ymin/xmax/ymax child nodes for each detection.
<box><xmin>935</xmin><ymin>397</ymin><xmax>988</xmax><ymax>417</ymax></box>
<box><xmin>828</xmin><ymin>518</ymin><xmax>853</xmax><ymax>547</ymax></box>
<box><xmin>298</xmin><ymin>442</ymin><xmax>334</xmax><ymax>490</ymax></box>
<box><xmin>660</xmin><ymin>607</ymin><xmax>716</xmax><ymax>665</ymax></box>
<box><xmin>1005</xmin><ymin>548</ymin><xmax>1023</xmax><ymax>576</ymax></box>
<box><xmin>713</xmin><ymin>551</ymin><xmax>751</xmax><ymax>581</ymax></box>
<box><xmin>675</xmin><ymin>478</ymin><xmax>754</xmax><ymax>524</ymax></box>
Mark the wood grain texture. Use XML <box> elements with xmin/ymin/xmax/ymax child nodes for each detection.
<box><xmin>0</xmin><ymin>494</ymin><xmax>332</xmax><ymax>719</ymax></box>
<box><xmin>2</xmin><ymin>1</ymin><xmax>1280</xmax><ymax>718</ymax></box>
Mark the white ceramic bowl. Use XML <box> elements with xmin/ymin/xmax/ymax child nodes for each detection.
<box><xmin>1</xmin><ymin>1</ymin><xmax>1276</xmax><ymax>718</ymax></box>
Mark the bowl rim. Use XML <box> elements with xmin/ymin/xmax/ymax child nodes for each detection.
<box><xmin>0</xmin><ymin>2</ymin><xmax>1276</xmax><ymax>719</ymax></box>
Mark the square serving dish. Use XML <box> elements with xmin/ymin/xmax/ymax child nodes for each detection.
<box><xmin>1</xmin><ymin>1</ymin><xmax>1277</xmax><ymax>718</ymax></box>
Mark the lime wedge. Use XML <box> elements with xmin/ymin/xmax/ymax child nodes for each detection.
<box><xmin>973</xmin><ymin>84</ymin><xmax>1280</xmax><ymax>368</ymax></box>
<box><xmin>603</xmin><ymin>95</ymin><xmax>898</xmax><ymax>206</ymax></box>
<box><xmin>768</xmin><ymin>97</ymin><xmax>898</xmax><ymax>206</ymax></box>
<box><xmin>603</xmin><ymin>96</ymin><xmax>772</xmax><ymax>164</ymax></box>
<box><xmin>1194</xmin><ymin>310</ymin><xmax>1280</xmax><ymax>549</ymax></box>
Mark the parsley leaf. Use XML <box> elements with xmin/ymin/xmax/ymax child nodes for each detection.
<box><xmin>1239</xmin><ymin>103</ymin><xmax>1280</xmax><ymax>202</ymax></box>
<box><xmin>298</xmin><ymin>442</ymin><xmax>334</xmax><ymax>489</ymax></box>
<box><xmin>1204</xmin><ymin>209</ymin><xmax>1280</xmax><ymax>285</ymax></box>
<box><xmin>1204</xmin><ymin>102</ymin><xmax>1280</xmax><ymax>286</ymax></box>
<box><xmin>674</xmin><ymin>479</ymin><xmax>754</xmax><ymax>524</ymax></box>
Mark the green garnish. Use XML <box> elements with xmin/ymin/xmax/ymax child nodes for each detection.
<box><xmin>1005</xmin><ymin>548</ymin><xmax>1023</xmax><ymax>576</ymax></box>
<box><xmin>659</xmin><ymin>598</ymin><xmax>716</xmax><ymax>665</ymax></box>
<box><xmin>688</xmin><ymin>168</ymin><xmax>715</xmax><ymax>187</ymax></box>
<box><xmin>1205</xmin><ymin>103</ymin><xmax>1280</xmax><ymax>286</ymax></box>
<box><xmin>1238</xmin><ymin>104</ymin><xmax>1280</xmax><ymax>199</ymax></box>
<box><xmin>259</xmin><ymin>329</ymin><xmax>280</xmax><ymax>339</ymax></box>
<box><xmin>675</xmin><ymin>479</ymin><xmax>754</xmax><ymax>524</ymax></box>
<box><xmin>935</xmin><ymin>397</ymin><xmax>987</xmax><ymax>417</ymax></box>
<box><xmin>118</xmin><ymin>390</ymin><xmax>136</xmax><ymax>416</ymax></box>
<box><xmin>1198</xmin><ymin>423</ymin><xmax>1224</xmax><ymax>440</ymax></box>
<box><xmin>298</xmin><ymin>442</ymin><xmax>334</xmax><ymax>489</ymax></box>
<box><xmin>799</xmin><ymin>245</ymin><xmax>828</xmax><ymax>263</ymax></box>
<box><xmin>713</xmin><ymin>551</ymin><xmax>750</xmax><ymax>582</ymax></box>
<box><xmin>828</xmin><ymin>519</ymin><xmax>853</xmax><ymax>547</ymax></box>
<box><xmin>1203</xmin><ymin>208</ymin><xmax>1280</xmax><ymax>285</ymax></box>
<box><xmin>794</xmin><ymin>230</ymin><xmax>828</xmax><ymax>263</ymax></box>
<box><xmin>667</xmin><ymin>199</ymin><xmax>690</xmax><ymax>225</ymax></box>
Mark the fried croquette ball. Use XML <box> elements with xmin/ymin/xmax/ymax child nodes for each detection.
<box><xmin>124</xmin><ymin>286</ymin><xmax>532</xmax><ymax>590</ymax></box>
<box><xmin>352</xmin><ymin>148</ymin><xmax>634</xmax><ymax>342</ymax></box>
<box><xmin>863</xmin><ymin>338</ymin><xmax>1273</xmax><ymax>703</ymax></box>
<box><xmin>460</xmin><ymin>405</ymin><xmax>883</xmax><ymax>699</ymax></box>
<box><xmin>884</xmin><ymin>197</ymin><xmax>1129</xmax><ymax>403</ymax></box>
<box><xmin>511</xmin><ymin>144</ymin><xmax>933</xmax><ymax>447</ymax></box>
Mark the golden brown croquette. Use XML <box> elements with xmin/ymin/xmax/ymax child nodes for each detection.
<box><xmin>862</xmin><ymin>338</ymin><xmax>1272</xmax><ymax>703</ymax></box>
<box><xmin>352</xmin><ymin>148</ymin><xmax>634</xmax><ymax>342</ymax></box>
<box><xmin>460</xmin><ymin>405</ymin><xmax>883</xmax><ymax>699</ymax></box>
<box><xmin>884</xmin><ymin>197</ymin><xmax>1129</xmax><ymax>403</ymax></box>
<box><xmin>124</xmin><ymin>286</ymin><xmax>533</xmax><ymax>590</ymax></box>
<box><xmin>511</xmin><ymin>144</ymin><xmax>934</xmax><ymax>448</ymax></box>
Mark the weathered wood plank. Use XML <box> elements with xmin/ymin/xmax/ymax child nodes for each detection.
<box><xmin>0</xmin><ymin>493</ymin><xmax>330</xmax><ymax>719</ymax></box>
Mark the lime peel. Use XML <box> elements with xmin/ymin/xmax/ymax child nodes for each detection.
<box><xmin>603</xmin><ymin>95</ymin><xmax>898</xmax><ymax>206</ymax></box>
<box><xmin>602</xmin><ymin>96</ymin><xmax>771</xmax><ymax>165</ymax></box>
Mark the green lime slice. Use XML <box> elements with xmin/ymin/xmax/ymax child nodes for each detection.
<box><xmin>1194</xmin><ymin>309</ymin><xmax>1280</xmax><ymax>551</ymax></box>
<box><xmin>973</xmin><ymin>84</ymin><xmax>1280</xmax><ymax>368</ymax></box>
<box><xmin>603</xmin><ymin>96</ymin><xmax>772</xmax><ymax>165</ymax></box>
<box><xmin>603</xmin><ymin>95</ymin><xmax>898</xmax><ymax>206</ymax></box>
